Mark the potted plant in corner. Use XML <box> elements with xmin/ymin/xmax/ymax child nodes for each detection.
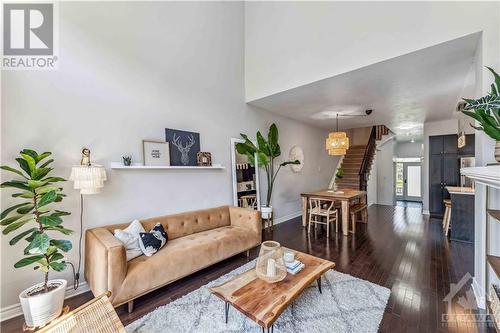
<box><xmin>236</xmin><ymin>124</ymin><xmax>300</xmax><ymax>218</ymax></box>
<box><xmin>1</xmin><ymin>150</ymin><xmax>72</xmax><ymax>327</ymax></box>
<box><xmin>462</xmin><ymin>66</ymin><xmax>500</xmax><ymax>163</ymax></box>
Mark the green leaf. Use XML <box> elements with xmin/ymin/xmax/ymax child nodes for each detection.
<box><xmin>49</xmin><ymin>252</ymin><xmax>64</xmax><ymax>261</ymax></box>
<box><xmin>256</xmin><ymin>131</ymin><xmax>271</xmax><ymax>156</ymax></box>
<box><xmin>273</xmin><ymin>143</ymin><xmax>281</xmax><ymax>158</ymax></box>
<box><xmin>39</xmin><ymin>159</ymin><xmax>54</xmax><ymax>169</ymax></box>
<box><xmin>0</xmin><ymin>166</ymin><xmax>28</xmax><ymax>179</ymax></box>
<box><xmin>46</xmin><ymin>246</ymin><xmax>57</xmax><ymax>256</ymax></box>
<box><xmin>12</xmin><ymin>191</ymin><xmax>34</xmax><ymax>199</ymax></box>
<box><xmin>20</xmin><ymin>149</ymin><xmax>38</xmax><ymax>160</ymax></box>
<box><xmin>486</xmin><ymin>66</ymin><xmax>500</xmax><ymax>95</ymax></box>
<box><xmin>45</xmin><ymin>226</ymin><xmax>73</xmax><ymax>235</ymax></box>
<box><xmin>39</xmin><ymin>215</ymin><xmax>62</xmax><ymax>226</ymax></box>
<box><xmin>38</xmin><ymin>190</ymin><xmax>57</xmax><ymax>207</ymax></box>
<box><xmin>3</xmin><ymin>217</ymin><xmax>32</xmax><ymax>234</ymax></box>
<box><xmin>27</xmin><ymin>179</ymin><xmax>48</xmax><ymax>189</ymax></box>
<box><xmin>35</xmin><ymin>186</ymin><xmax>59</xmax><ymax>195</ymax></box>
<box><xmin>9</xmin><ymin>228</ymin><xmax>37</xmax><ymax>245</ymax></box>
<box><xmin>42</xmin><ymin>177</ymin><xmax>66</xmax><ymax>183</ymax></box>
<box><xmin>50</xmin><ymin>239</ymin><xmax>72</xmax><ymax>252</ymax></box>
<box><xmin>32</xmin><ymin>168</ymin><xmax>52</xmax><ymax>180</ymax></box>
<box><xmin>20</xmin><ymin>153</ymin><xmax>36</xmax><ymax>174</ymax></box>
<box><xmin>268</xmin><ymin>123</ymin><xmax>278</xmax><ymax>154</ymax></box>
<box><xmin>35</xmin><ymin>152</ymin><xmax>51</xmax><ymax>163</ymax></box>
<box><xmin>15</xmin><ymin>158</ymin><xmax>31</xmax><ymax>176</ymax></box>
<box><xmin>16</xmin><ymin>204</ymin><xmax>34</xmax><ymax>214</ymax></box>
<box><xmin>256</xmin><ymin>152</ymin><xmax>269</xmax><ymax>166</ymax></box>
<box><xmin>52</xmin><ymin>210</ymin><xmax>71</xmax><ymax>217</ymax></box>
<box><xmin>25</xmin><ymin>233</ymin><xmax>50</xmax><ymax>255</ymax></box>
<box><xmin>14</xmin><ymin>255</ymin><xmax>44</xmax><ymax>268</ymax></box>
<box><xmin>462</xmin><ymin>110</ymin><xmax>482</xmax><ymax>123</ymax></box>
<box><xmin>1</xmin><ymin>202</ymin><xmax>31</xmax><ymax>219</ymax></box>
<box><xmin>1</xmin><ymin>180</ymin><xmax>30</xmax><ymax>191</ymax></box>
<box><xmin>1</xmin><ymin>214</ymin><xmax>24</xmax><ymax>226</ymax></box>
<box><xmin>49</xmin><ymin>261</ymin><xmax>67</xmax><ymax>272</ymax></box>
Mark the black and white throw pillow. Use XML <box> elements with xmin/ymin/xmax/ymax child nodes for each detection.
<box><xmin>139</xmin><ymin>223</ymin><xmax>168</xmax><ymax>256</ymax></box>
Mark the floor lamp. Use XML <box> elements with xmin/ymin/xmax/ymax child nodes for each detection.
<box><xmin>69</xmin><ymin>148</ymin><xmax>107</xmax><ymax>289</ymax></box>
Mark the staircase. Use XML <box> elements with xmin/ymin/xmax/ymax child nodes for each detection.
<box><xmin>336</xmin><ymin>125</ymin><xmax>390</xmax><ymax>190</ymax></box>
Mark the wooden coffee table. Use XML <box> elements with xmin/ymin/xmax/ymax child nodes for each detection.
<box><xmin>209</xmin><ymin>249</ymin><xmax>335</xmax><ymax>332</ymax></box>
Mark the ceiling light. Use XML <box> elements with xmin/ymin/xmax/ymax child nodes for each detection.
<box><xmin>326</xmin><ymin>114</ymin><xmax>349</xmax><ymax>155</ymax></box>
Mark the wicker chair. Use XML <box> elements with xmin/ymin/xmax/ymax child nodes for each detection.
<box><xmin>37</xmin><ymin>292</ymin><xmax>125</xmax><ymax>333</ymax></box>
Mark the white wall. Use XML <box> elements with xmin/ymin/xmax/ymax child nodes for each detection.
<box><xmin>245</xmin><ymin>2</ymin><xmax>500</xmax><ymax>101</ymax></box>
<box><xmin>395</xmin><ymin>141</ymin><xmax>423</xmax><ymax>158</ymax></box>
<box><xmin>366</xmin><ymin>154</ymin><xmax>378</xmax><ymax>206</ymax></box>
<box><xmin>375</xmin><ymin>140</ymin><xmax>395</xmax><ymax>206</ymax></box>
<box><xmin>0</xmin><ymin>2</ymin><xmax>335</xmax><ymax>312</ymax></box>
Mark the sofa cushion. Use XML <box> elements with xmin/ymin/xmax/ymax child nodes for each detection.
<box><xmin>139</xmin><ymin>206</ymin><xmax>231</xmax><ymax>240</ymax></box>
<box><xmin>114</xmin><ymin>225</ymin><xmax>257</xmax><ymax>304</ymax></box>
<box><xmin>138</xmin><ymin>223</ymin><xmax>168</xmax><ymax>256</ymax></box>
<box><xmin>114</xmin><ymin>220</ymin><xmax>145</xmax><ymax>261</ymax></box>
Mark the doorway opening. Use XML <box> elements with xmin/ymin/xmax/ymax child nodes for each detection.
<box><xmin>395</xmin><ymin>160</ymin><xmax>422</xmax><ymax>202</ymax></box>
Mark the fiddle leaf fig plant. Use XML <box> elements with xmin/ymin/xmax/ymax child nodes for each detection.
<box><xmin>236</xmin><ymin>124</ymin><xmax>300</xmax><ymax>207</ymax></box>
<box><xmin>462</xmin><ymin>66</ymin><xmax>500</xmax><ymax>141</ymax></box>
<box><xmin>1</xmin><ymin>150</ymin><xmax>72</xmax><ymax>292</ymax></box>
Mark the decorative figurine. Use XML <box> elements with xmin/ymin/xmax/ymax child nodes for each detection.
<box><xmin>122</xmin><ymin>156</ymin><xmax>132</xmax><ymax>166</ymax></box>
<box><xmin>80</xmin><ymin>148</ymin><xmax>91</xmax><ymax>166</ymax></box>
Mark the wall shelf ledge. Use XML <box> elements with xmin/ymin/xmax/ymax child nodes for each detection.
<box><xmin>110</xmin><ymin>162</ymin><xmax>225</xmax><ymax>170</ymax></box>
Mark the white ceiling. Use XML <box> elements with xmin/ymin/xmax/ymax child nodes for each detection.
<box><xmin>247</xmin><ymin>33</ymin><xmax>480</xmax><ymax>141</ymax></box>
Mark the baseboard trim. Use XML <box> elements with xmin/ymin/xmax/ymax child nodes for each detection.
<box><xmin>273</xmin><ymin>210</ymin><xmax>302</xmax><ymax>226</ymax></box>
<box><xmin>0</xmin><ymin>281</ymin><xmax>90</xmax><ymax>322</ymax></box>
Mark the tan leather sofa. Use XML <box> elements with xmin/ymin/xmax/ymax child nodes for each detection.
<box><xmin>85</xmin><ymin>206</ymin><xmax>261</xmax><ymax>310</ymax></box>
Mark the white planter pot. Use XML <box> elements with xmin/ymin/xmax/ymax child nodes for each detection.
<box><xmin>261</xmin><ymin>206</ymin><xmax>273</xmax><ymax>219</ymax></box>
<box><xmin>19</xmin><ymin>279</ymin><xmax>67</xmax><ymax>327</ymax></box>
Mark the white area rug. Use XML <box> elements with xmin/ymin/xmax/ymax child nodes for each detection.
<box><xmin>126</xmin><ymin>260</ymin><xmax>390</xmax><ymax>333</ymax></box>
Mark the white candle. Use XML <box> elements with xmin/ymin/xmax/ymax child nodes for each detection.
<box><xmin>267</xmin><ymin>258</ymin><xmax>276</xmax><ymax>277</ymax></box>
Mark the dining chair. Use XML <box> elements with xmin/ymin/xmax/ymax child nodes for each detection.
<box><xmin>308</xmin><ymin>197</ymin><xmax>338</xmax><ymax>238</ymax></box>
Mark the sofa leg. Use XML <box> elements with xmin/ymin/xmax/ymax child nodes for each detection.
<box><xmin>246</xmin><ymin>249</ymin><xmax>250</xmax><ymax>257</ymax></box>
<box><xmin>128</xmin><ymin>300</ymin><xmax>134</xmax><ymax>313</ymax></box>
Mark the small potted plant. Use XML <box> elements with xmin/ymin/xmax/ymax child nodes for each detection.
<box><xmin>1</xmin><ymin>150</ymin><xmax>72</xmax><ymax>327</ymax></box>
<box><xmin>236</xmin><ymin>124</ymin><xmax>300</xmax><ymax>218</ymax></box>
<box><xmin>462</xmin><ymin>66</ymin><xmax>500</xmax><ymax>163</ymax></box>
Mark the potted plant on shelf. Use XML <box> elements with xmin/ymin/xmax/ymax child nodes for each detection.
<box><xmin>1</xmin><ymin>150</ymin><xmax>72</xmax><ymax>327</ymax></box>
<box><xmin>236</xmin><ymin>124</ymin><xmax>300</xmax><ymax>218</ymax></box>
<box><xmin>462</xmin><ymin>66</ymin><xmax>500</xmax><ymax>163</ymax></box>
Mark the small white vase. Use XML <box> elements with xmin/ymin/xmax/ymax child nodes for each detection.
<box><xmin>261</xmin><ymin>205</ymin><xmax>273</xmax><ymax>219</ymax></box>
<box><xmin>19</xmin><ymin>279</ymin><xmax>67</xmax><ymax>327</ymax></box>
<box><xmin>495</xmin><ymin>140</ymin><xmax>500</xmax><ymax>163</ymax></box>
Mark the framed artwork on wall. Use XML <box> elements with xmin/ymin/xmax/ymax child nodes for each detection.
<box><xmin>143</xmin><ymin>140</ymin><xmax>170</xmax><ymax>166</ymax></box>
<box><xmin>165</xmin><ymin>128</ymin><xmax>200</xmax><ymax>166</ymax></box>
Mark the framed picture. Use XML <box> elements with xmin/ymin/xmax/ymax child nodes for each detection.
<box><xmin>197</xmin><ymin>152</ymin><xmax>212</xmax><ymax>166</ymax></box>
<box><xmin>143</xmin><ymin>140</ymin><xmax>170</xmax><ymax>166</ymax></box>
<box><xmin>165</xmin><ymin>128</ymin><xmax>200</xmax><ymax>166</ymax></box>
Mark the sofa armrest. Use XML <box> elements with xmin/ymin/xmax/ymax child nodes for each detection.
<box><xmin>229</xmin><ymin>206</ymin><xmax>262</xmax><ymax>245</ymax></box>
<box><xmin>84</xmin><ymin>228</ymin><xmax>126</xmax><ymax>302</ymax></box>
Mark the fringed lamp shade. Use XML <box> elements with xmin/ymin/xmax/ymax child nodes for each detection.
<box><xmin>326</xmin><ymin>132</ymin><xmax>349</xmax><ymax>155</ymax></box>
<box><xmin>69</xmin><ymin>166</ymin><xmax>107</xmax><ymax>195</ymax></box>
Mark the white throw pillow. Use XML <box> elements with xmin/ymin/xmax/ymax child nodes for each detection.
<box><xmin>114</xmin><ymin>219</ymin><xmax>145</xmax><ymax>261</ymax></box>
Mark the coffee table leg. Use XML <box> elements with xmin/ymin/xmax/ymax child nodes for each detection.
<box><xmin>224</xmin><ymin>302</ymin><xmax>230</xmax><ymax>323</ymax></box>
<box><xmin>317</xmin><ymin>277</ymin><xmax>322</xmax><ymax>294</ymax></box>
<box><xmin>262</xmin><ymin>325</ymin><xmax>274</xmax><ymax>333</ymax></box>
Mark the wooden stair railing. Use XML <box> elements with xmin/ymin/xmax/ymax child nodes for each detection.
<box><xmin>359</xmin><ymin>127</ymin><xmax>377</xmax><ymax>191</ymax></box>
<box><xmin>335</xmin><ymin>125</ymin><xmax>390</xmax><ymax>191</ymax></box>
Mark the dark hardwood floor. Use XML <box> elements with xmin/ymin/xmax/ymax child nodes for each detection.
<box><xmin>1</xmin><ymin>204</ymin><xmax>494</xmax><ymax>332</ymax></box>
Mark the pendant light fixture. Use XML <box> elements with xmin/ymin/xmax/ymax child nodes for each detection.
<box><xmin>326</xmin><ymin>114</ymin><xmax>349</xmax><ymax>155</ymax></box>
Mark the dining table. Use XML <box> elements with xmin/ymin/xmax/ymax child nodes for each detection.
<box><xmin>301</xmin><ymin>188</ymin><xmax>367</xmax><ymax>236</ymax></box>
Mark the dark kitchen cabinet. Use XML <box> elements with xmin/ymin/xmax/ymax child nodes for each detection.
<box><xmin>458</xmin><ymin>134</ymin><xmax>475</xmax><ymax>156</ymax></box>
<box><xmin>429</xmin><ymin>135</ymin><xmax>459</xmax><ymax>218</ymax></box>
